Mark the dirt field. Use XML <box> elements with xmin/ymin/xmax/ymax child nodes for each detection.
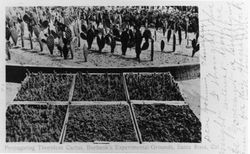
<box><xmin>7</xmin><ymin>26</ymin><xmax>199</xmax><ymax>67</ymax></box>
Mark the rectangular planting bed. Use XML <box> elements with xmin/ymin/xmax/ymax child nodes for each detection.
<box><xmin>125</xmin><ymin>72</ymin><xmax>184</xmax><ymax>101</ymax></box>
<box><xmin>72</xmin><ymin>73</ymin><xmax>125</xmax><ymax>101</ymax></box>
<box><xmin>65</xmin><ymin>104</ymin><xmax>137</xmax><ymax>142</ymax></box>
<box><xmin>14</xmin><ymin>72</ymin><xmax>74</xmax><ymax>101</ymax></box>
<box><xmin>7</xmin><ymin>72</ymin><xmax>201</xmax><ymax>143</ymax></box>
<box><xmin>6</xmin><ymin>105</ymin><xmax>67</xmax><ymax>142</ymax></box>
<box><xmin>133</xmin><ymin>104</ymin><xmax>201</xmax><ymax>142</ymax></box>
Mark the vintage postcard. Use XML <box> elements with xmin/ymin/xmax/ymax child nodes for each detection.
<box><xmin>0</xmin><ymin>0</ymin><xmax>248</xmax><ymax>153</ymax></box>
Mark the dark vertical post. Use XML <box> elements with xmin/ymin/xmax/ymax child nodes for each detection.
<box><xmin>21</xmin><ymin>35</ymin><xmax>24</xmax><ymax>48</ymax></box>
<box><xmin>154</xmin><ymin>30</ymin><xmax>156</xmax><ymax>41</ymax></box>
<box><xmin>29</xmin><ymin>33</ymin><xmax>33</xmax><ymax>49</ymax></box>
<box><xmin>151</xmin><ymin>39</ymin><xmax>154</xmax><ymax>61</ymax></box>
<box><xmin>21</xmin><ymin>31</ymin><xmax>24</xmax><ymax>48</ymax></box>
<box><xmin>83</xmin><ymin>44</ymin><xmax>88</xmax><ymax>62</ymax></box>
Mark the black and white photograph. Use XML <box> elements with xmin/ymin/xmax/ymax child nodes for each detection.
<box><xmin>1</xmin><ymin>1</ymin><xmax>248</xmax><ymax>153</ymax></box>
<box><xmin>5</xmin><ymin>5</ymin><xmax>201</xmax><ymax>143</ymax></box>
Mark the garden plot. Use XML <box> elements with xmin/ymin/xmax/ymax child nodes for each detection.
<box><xmin>65</xmin><ymin>104</ymin><xmax>137</xmax><ymax>142</ymax></box>
<box><xmin>125</xmin><ymin>72</ymin><xmax>184</xmax><ymax>101</ymax></box>
<box><xmin>132</xmin><ymin>104</ymin><xmax>201</xmax><ymax>142</ymax></box>
<box><xmin>6</xmin><ymin>72</ymin><xmax>201</xmax><ymax>143</ymax></box>
<box><xmin>14</xmin><ymin>72</ymin><xmax>74</xmax><ymax>101</ymax></box>
<box><xmin>72</xmin><ymin>73</ymin><xmax>126</xmax><ymax>101</ymax></box>
<box><xmin>6</xmin><ymin>105</ymin><xmax>67</xmax><ymax>142</ymax></box>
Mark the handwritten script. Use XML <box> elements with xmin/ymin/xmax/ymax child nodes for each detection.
<box><xmin>200</xmin><ymin>1</ymin><xmax>247</xmax><ymax>154</ymax></box>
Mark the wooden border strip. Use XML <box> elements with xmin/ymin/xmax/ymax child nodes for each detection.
<box><xmin>122</xmin><ymin>73</ymin><xmax>130</xmax><ymax>102</ymax></box>
<box><xmin>68</xmin><ymin>75</ymin><xmax>77</xmax><ymax>103</ymax></box>
<box><xmin>7</xmin><ymin>100</ymin><xmax>187</xmax><ymax>106</ymax></box>
<box><xmin>128</xmin><ymin>103</ymin><xmax>143</xmax><ymax>144</ymax></box>
<box><xmin>4</xmin><ymin>142</ymin><xmax>140</xmax><ymax>145</ymax></box>
<box><xmin>63</xmin><ymin>141</ymin><xmax>139</xmax><ymax>144</ymax></box>
<box><xmin>6</xmin><ymin>62</ymin><xmax>200</xmax><ymax>69</ymax></box>
<box><xmin>26</xmin><ymin>72</ymin><xmax>176</xmax><ymax>77</ymax></box>
<box><xmin>71</xmin><ymin>101</ymin><xmax>128</xmax><ymax>105</ymax></box>
<box><xmin>58</xmin><ymin>103</ymin><xmax>70</xmax><ymax>144</ymax></box>
<box><xmin>7</xmin><ymin>101</ymin><xmax>69</xmax><ymax>106</ymax></box>
<box><xmin>122</xmin><ymin>73</ymin><xmax>143</xmax><ymax>144</ymax></box>
<box><xmin>59</xmin><ymin>74</ymin><xmax>76</xmax><ymax>144</ymax></box>
<box><xmin>131</xmin><ymin>100</ymin><xmax>187</xmax><ymax>105</ymax></box>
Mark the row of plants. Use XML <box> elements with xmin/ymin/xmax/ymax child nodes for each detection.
<box><xmin>14</xmin><ymin>72</ymin><xmax>184</xmax><ymax>102</ymax></box>
<box><xmin>6</xmin><ymin>103</ymin><xmax>201</xmax><ymax>142</ymax></box>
